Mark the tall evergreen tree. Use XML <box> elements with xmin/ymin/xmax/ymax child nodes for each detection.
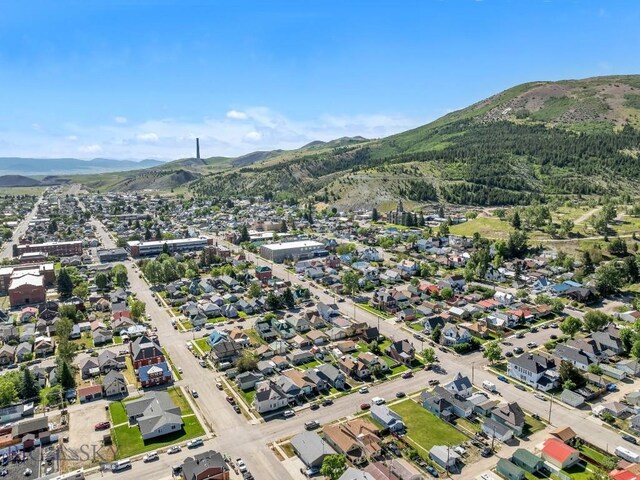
<box><xmin>371</xmin><ymin>207</ymin><xmax>379</xmax><ymax>222</ymax></box>
<box><xmin>58</xmin><ymin>360</ymin><xmax>76</xmax><ymax>390</ymax></box>
<box><xmin>511</xmin><ymin>210</ymin><xmax>521</xmax><ymax>230</ymax></box>
<box><xmin>57</xmin><ymin>268</ymin><xmax>74</xmax><ymax>298</ymax></box>
<box><xmin>19</xmin><ymin>367</ymin><xmax>40</xmax><ymax>400</ymax></box>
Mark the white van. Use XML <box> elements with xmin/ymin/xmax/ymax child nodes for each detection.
<box><xmin>111</xmin><ymin>459</ymin><xmax>131</xmax><ymax>472</ymax></box>
<box><xmin>482</xmin><ymin>380</ymin><xmax>497</xmax><ymax>392</ymax></box>
<box><xmin>371</xmin><ymin>397</ymin><xmax>386</xmax><ymax>405</ymax></box>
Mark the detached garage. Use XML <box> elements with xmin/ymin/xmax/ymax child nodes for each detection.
<box><xmin>78</xmin><ymin>385</ymin><xmax>103</xmax><ymax>403</ymax></box>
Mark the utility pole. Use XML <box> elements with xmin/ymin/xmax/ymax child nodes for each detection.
<box><xmin>548</xmin><ymin>393</ymin><xmax>554</xmax><ymax>424</ymax></box>
<box><xmin>471</xmin><ymin>362</ymin><xmax>475</xmax><ymax>385</ymax></box>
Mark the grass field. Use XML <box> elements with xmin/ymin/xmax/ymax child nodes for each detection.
<box><xmin>108</xmin><ymin>401</ymin><xmax>130</xmax><ymax>425</ymax></box>
<box><xmin>3</xmin><ymin>186</ymin><xmax>47</xmax><ymax>196</ymax></box>
<box><xmin>449</xmin><ymin>217</ymin><xmax>513</xmax><ymax>239</ymax></box>
<box><xmin>390</xmin><ymin>399</ymin><xmax>466</xmax><ymax>452</ymax></box>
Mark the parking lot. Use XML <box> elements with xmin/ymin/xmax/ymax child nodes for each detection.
<box><xmin>502</xmin><ymin>321</ymin><xmax>561</xmax><ymax>355</ymax></box>
<box><xmin>63</xmin><ymin>401</ymin><xmax>115</xmax><ymax>470</ymax></box>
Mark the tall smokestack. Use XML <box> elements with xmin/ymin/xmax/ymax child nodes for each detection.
<box><xmin>196</xmin><ymin>138</ymin><xmax>201</xmax><ymax>160</ymax></box>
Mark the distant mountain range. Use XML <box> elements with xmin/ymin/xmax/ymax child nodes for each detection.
<box><xmin>0</xmin><ymin>157</ymin><xmax>164</xmax><ymax>175</ymax></box>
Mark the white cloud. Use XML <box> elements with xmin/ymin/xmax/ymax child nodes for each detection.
<box><xmin>226</xmin><ymin>110</ymin><xmax>248</xmax><ymax>120</ymax></box>
<box><xmin>243</xmin><ymin>131</ymin><xmax>262</xmax><ymax>142</ymax></box>
<box><xmin>0</xmin><ymin>107</ymin><xmax>425</xmax><ymax>160</ymax></box>
<box><xmin>78</xmin><ymin>144</ymin><xmax>102</xmax><ymax>154</ymax></box>
<box><xmin>114</xmin><ymin>116</ymin><xmax>128</xmax><ymax>124</ymax></box>
<box><xmin>136</xmin><ymin>132</ymin><xmax>159</xmax><ymax>142</ymax></box>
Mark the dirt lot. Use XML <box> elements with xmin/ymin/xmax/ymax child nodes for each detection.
<box><xmin>62</xmin><ymin>402</ymin><xmax>115</xmax><ymax>471</ymax></box>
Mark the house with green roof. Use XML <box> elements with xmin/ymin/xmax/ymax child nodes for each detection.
<box><xmin>512</xmin><ymin>448</ymin><xmax>545</xmax><ymax>474</ymax></box>
<box><xmin>496</xmin><ymin>458</ymin><xmax>525</xmax><ymax>480</ymax></box>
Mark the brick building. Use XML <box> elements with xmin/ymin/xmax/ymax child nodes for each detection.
<box><xmin>16</xmin><ymin>240</ymin><xmax>82</xmax><ymax>258</ymax></box>
<box><xmin>9</xmin><ymin>274</ymin><xmax>46</xmax><ymax>307</ymax></box>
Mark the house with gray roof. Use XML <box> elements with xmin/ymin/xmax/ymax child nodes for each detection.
<box><xmin>124</xmin><ymin>391</ymin><xmax>183</xmax><ymax>440</ymax></box>
<box><xmin>290</xmin><ymin>431</ymin><xmax>337</xmax><ymax>468</ymax></box>
<box><xmin>444</xmin><ymin>372</ymin><xmax>473</xmax><ymax>398</ymax></box>
<box><xmin>371</xmin><ymin>404</ymin><xmax>405</xmax><ymax>432</ymax></box>
<box><xmin>507</xmin><ymin>353</ymin><xmax>558</xmax><ymax>391</ymax></box>
<box><xmin>491</xmin><ymin>402</ymin><xmax>525</xmax><ymax>436</ymax></box>
<box><xmin>253</xmin><ymin>380</ymin><xmax>289</xmax><ymax>414</ymax></box>
<box><xmin>553</xmin><ymin>344</ymin><xmax>593</xmax><ymax>371</ymax></box>
<box><xmin>182</xmin><ymin>450</ymin><xmax>228</xmax><ymax>480</ymax></box>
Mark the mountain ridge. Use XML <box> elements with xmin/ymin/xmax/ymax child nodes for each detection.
<box><xmin>0</xmin><ymin>157</ymin><xmax>164</xmax><ymax>175</ymax></box>
<box><xmin>68</xmin><ymin>75</ymin><xmax>640</xmax><ymax>205</ymax></box>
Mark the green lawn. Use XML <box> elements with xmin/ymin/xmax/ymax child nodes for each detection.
<box><xmin>524</xmin><ymin>414</ymin><xmax>545</xmax><ymax>435</ymax></box>
<box><xmin>167</xmin><ymin>387</ymin><xmax>194</xmax><ymax>415</ymax></box>
<box><xmin>390</xmin><ymin>400</ymin><xmax>466</xmax><ymax>452</ymax></box>
<box><xmin>109</xmin><ymin>401</ymin><xmax>129</xmax><ymax>425</ymax></box>
<box><xmin>112</xmin><ymin>415</ymin><xmax>205</xmax><ymax>459</ymax></box>
<box><xmin>298</xmin><ymin>360</ymin><xmax>322</xmax><ymax>370</ymax></box>
<box><xmin>240</xmin><ymin>388</ymin><xmax>256</xmax><ymax>406</ymax></box>
<box><xmin>578</xmin><ymin>445</ymin><xmax>613</xmax><ymax>465</ymax></box>
<box><xmin>194</xmin><ymin>338</ymin><xmax>211</xmax><ymax>352</ymax></box>
<box><xmin>552</xmin><ymin>463</ymin><xmax>591</xmax><ymax>480</ymax></box>
<box><xmin>357</xmin><ymin>303</ymin><xmax>393</xmax><ymax>319</ymax></box>
<box><xmin>163</xmin><ymin>348</ymin><xmax>182</xmax><ymax>380</ymax></box>
<box><xmin>206</xmin><ymin>316</ymin><xmax>226</xmax><ymax>324</ymax></box>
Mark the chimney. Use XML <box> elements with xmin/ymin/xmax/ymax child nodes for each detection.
<box><xmin>196</xmin><ymin>138</ymin><xmax>200</xmax><ymax>160</ymax></box>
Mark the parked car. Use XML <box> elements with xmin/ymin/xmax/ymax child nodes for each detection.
<box><xmin>401</xmin><ymin>371</ymin><xmax>413</xmax><ymax>379</ymax></box>
<box><xmin>322</xmin><ymin>399</ymin><xmax>333</xmax><ymax>406</ymax></box>
<box><xmin>607</xmin><ymin>383</ymin><xmax>619</xmax><ymax>392</ymax></box>
<box><xmin>515</xmin><ymin>332</ymin><xmax>525</xmax><ymax>339</ymax></box>
<box><xmin>550</xmin><ymin>323</ymin><xmax>558</xmax><ymax>328</ymax></box>
<box><xmin>94</xmin><ymin>421</ymin><xmax>110</xmax><ymax>431</ymax></box>
<box><xmin>187</xmin><ymin>438</ymin><xmax>204</xmax><ymax>449</ymax></box>
<box><xmin>216</xmin><ymin>382</ymin><xmax>223</xmax><ymax>390</ymax></box>
<box><xmin>305</xmin><ymin>466</ymin><xmax>320</xmax><ymax>476</ymax></box>
<box><xmin>233</xmin><ymin>405</ymin><xmax>241</xmax><ymax>414</ymax></box>
<box><xmin>534</xmin><ymin>393</ymin><xmax>547</xmax><ymax>401</ymax></box>
<box><xmin>226</xmin><ymin>396</ymin><xmax>235</xmax><ymax>404</ymax></box>
<box><xmin>304</xmin><ymin>420</ymin><xmax>320</xmax><ymax>430</ymax></box>
<box><xmin>143</xmin><ymin>452</ymin><xmax>159</xmax><ymax>462</ymax></box>
<box><xmin>283</xmin><ymin>409</ymin><xmax>295</xmax><ymax>418</ymax></box>
<box><xmin>428</xmin><ymin>379</ymin><xmax>440</xmax><ymax>386</ymax></box>
<box><xmin>513</xmin><ymin>347</ymin><xmax>524</xmax><ymax>354</ymax></box>
<box><xmin>526</xmin><ymin>342</ymin><xmax>538</xmax><ymax>349</ymax></box>
<box><xmin>480</xmin><ymin>447</ymin><xmax>492</xmax><ymax>458</ymax></box>
<box><xmin>395</xmin><ymin>391</ymin><xmax>406</xmax><ymax>398</ymax></box>
<box><xmin>496</xmin><ymin>375</ymin><xmax>508</xmax><ymax>383</ymax></box>
<box><xmin>530</xmin><ymin>327</ymin><xmax>538</xmax><ymax>333</ymax></box>
<box><xmin>191</xmin><ymin>390</ymin><xmax>199</xmax><ymax>398</ymax></box>
<box><xmin>360</xmin><ymin>403</ymin><xmax>371</xmax><ymax>410</ymax></box>
<box><xmin>622</xmin><ymin>434</ymin><xmax>638</xmax><ymax>444</ymax></box>
<box><xmin>505</xmin><ymin>351</ymin><xmax>513</xmax><ymax>357</ymax></box>
<box><xmin>359</xmin><ymin>386</ymin><xmax>369</xmax><ymax>394</ymax></box>
<box><xmin>426</xmin><ymin>465</ymin><xmax>439</xmax><ymax>477</ymax></box>
<box><xmin>514</xmin><ymin>384</ymin><xmax>526</xmax><ymax>391</ymax></box>
<box><xmin>550</xmin><ymin>334</ymin><xmax>558</xmax><ymax>340</ymax></box>
<box><xmin>310</xmin><ymin>403</ymin><xmax>320</xmax><ymax>411</ymax></box>
<box><xmin>167</xmin><ymin>445</ymin><xmax>181</xmax><ymax>454</ymax></box>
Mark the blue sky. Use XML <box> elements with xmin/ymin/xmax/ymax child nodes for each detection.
<box><xmin>1</xmin><ymin>0</ymin><xmax>638</xmax><ymax>160</ymax></box>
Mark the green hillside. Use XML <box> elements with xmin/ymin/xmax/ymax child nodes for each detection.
<box><xmin>75</xmin><ymin>75</ymin><xmax>640</xmax><ymax>205</ymax></box>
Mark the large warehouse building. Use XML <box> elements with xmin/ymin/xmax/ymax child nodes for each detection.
<box><xmin>127</xmin><ymin>237</ymin><xmax>213</xmax><ymax>257</ymax></box>
<box><xmin>259</xmin><ymin>240</ymin><xmax>326</xmax><ymax>263</ymax></box>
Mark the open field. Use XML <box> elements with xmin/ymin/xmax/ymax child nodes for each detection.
<box><xmin>390</xmin><ymin>399</ymin><xmax>466</xmax><ymax>453</ymax></box>
<box><xmin>450</xmin><ymin>217</ymin><xmax>513</xmax><ymax>239</ymax></box>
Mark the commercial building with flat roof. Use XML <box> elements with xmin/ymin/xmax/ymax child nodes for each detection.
<box><xmin>16</xmin><ymin>240</ymin><xmax>82</xmax><ymax>258</ymax></box>
<box><xmin>97</xmin><ymin>247</ymin><xmax>129</xmax><ymax>263</ymax></box>
<box><xmin>127</xmin><ymin>237</ymin><xmax>213</xmax><ymax>257</ymax></box>
<box><xmin>259</xmin><ymin>240</ymin><xmax>326</xmax><ymax>263</ymax></box>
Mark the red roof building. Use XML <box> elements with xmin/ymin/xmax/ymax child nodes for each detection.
<box><xmin>541</xmin><ymin>437</ymin><xmax>580</xmax><ymax>469</ymax></box>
